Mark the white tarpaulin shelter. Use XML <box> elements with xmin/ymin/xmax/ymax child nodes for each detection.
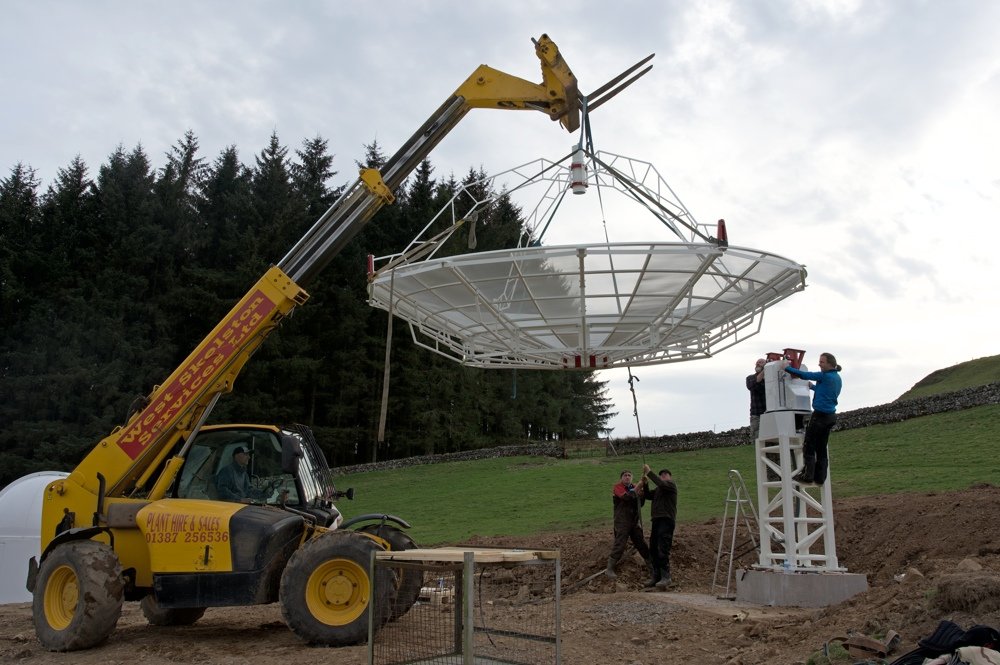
<box><xmin>0</xmin><ymin>471</ymin><xmax>68</xmax><ymax>604</ymax></box>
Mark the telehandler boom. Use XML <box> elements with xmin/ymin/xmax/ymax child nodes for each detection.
<box><xmin>28</xmin><ymin>34</ymin><xmax>584</xmax><ymax>651</ymax></box>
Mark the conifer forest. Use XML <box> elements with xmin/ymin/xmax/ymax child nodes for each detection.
<box><xmin>0</xmin><ymin>132</ymin><xmax>615</xmax><ymax>487</ymax></box>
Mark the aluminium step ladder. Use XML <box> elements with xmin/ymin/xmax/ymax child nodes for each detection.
<box><xmin>711</xmin><ymin>469</ymin><xmax>762</xmax><ymax>599</ymax></box>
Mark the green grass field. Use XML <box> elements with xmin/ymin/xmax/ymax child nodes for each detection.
<box><xmin>336</xmin><ymin>403</ymin><xmax>1000</xmax><ymax>545</ymax></box>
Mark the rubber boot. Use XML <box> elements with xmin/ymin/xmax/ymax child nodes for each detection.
<box><xmin>792</xmin><ymin>454</ymin><xmax>815</xmax><ymax>485</ymax></box>
<box><xmin>811</xmin><ymin>458</ymin><xmax>828</xmax><ymax>486</ymax></box>
<box><xmin>605</xmin><ymin>556</ymin><xmax>619</xmax><ymax>580</ymax></box>
<box><xmin>655</xmin><ymin>567</ymin><xmax>671</xmax><ymax>590</ymax></box>
<box><xmin>643</xmin><ymin>559</ymin><xmax>659</xmax><ymax>588</ymax></box>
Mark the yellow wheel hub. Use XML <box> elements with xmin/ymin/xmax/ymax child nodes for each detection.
<box><xmin>44</xmin><ymin>564</ymin><xmax>79</xmax><ymax>630</ymax></box>
<box><xmin>305</xmin><ymin>559</ymin><xmax>369</xmax><ymax>625</ymax></box>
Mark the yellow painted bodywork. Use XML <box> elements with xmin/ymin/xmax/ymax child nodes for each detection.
<box><xmin>454</xmin><ymin>34</ymin><xmax>579</xmax><ymax>131</ymax></box>
<box><xmin>359</xmin><ymin>168</ymin><xmax>395</xmax><ymax>205</ymax></box>
<box><xmin>39</xmin><ymin>492</ymin><xmax>243</xmax><ymax>584</ymax></box>
<box><xmin>135</xmin><ymin>500</ymin><xmax>243</xmax><ymax>573</ymax></box>
<box><xmin>112</xmin><ymin>528</ymin><xmax>154</xmax><ymax>587</ymax></box>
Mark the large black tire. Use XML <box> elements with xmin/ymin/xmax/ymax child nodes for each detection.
<box><xmin>32</xmin><ymin>540</ymin><xmax>124</xmax><ymax>651</ymax></box>
<box><xmin>279</xmin><ymin>531</ymin><xmax>394</xmax><ymax>646</ymax></box>
<box><xmin>140</xmin><ymin>595</ymin><xmax>207</xmax><ymax>626</ymax></box>
<box><xmin>358</xmin><ymin>524</ymin><xmax>423</xmax><ymax>621</ymax></box>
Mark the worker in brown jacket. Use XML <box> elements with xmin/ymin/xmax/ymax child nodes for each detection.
<box><xmin>606</xmin><ymin>470</ymin><xmax>651</xmax><ymax>580</ymax></box>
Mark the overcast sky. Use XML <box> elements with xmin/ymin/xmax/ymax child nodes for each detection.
<box><xmin>4</xmin><ymin>1</ymin><xmax>999</xmax><ymax>439</ymax></box>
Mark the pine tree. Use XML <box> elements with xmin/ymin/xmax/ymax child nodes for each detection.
<box><xmin>0</xmin><ymin>138</ymin><xmax>618</xmax><ymax>485</ymax></box>
<box><xmin>40</xmin><ymin>157</ymin><xmax>95</xmax><ymax>288</ymax></box>
<box><xmin>251</xmin><ymin>132</ymin><xmax>300</xmax><ymax>258</ymax></box>
<box><xmin>156</xmin><ymin>130</ymin><xmax>208</xmax><ymax>266</ymax></box>
<box><xmin>0</xmin><ymin>163</ymin><xmax>42</xmax><ymax>324</ymax></box>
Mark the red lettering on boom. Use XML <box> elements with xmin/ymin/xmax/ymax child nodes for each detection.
<box><xmin>116</xmin><ymin>290</ymin><xmax>278</xmax><ymax>459</ymax></box>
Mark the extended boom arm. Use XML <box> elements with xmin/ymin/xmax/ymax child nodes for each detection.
<box><xmin>279</xmin><ymin>34</ymin><xmax>579</xmax><ymax>284</ymax></box>
<box><xmin>48</xmin><ymin>35</ymin><xmax>582</xmax><ymax>517</ymax></box>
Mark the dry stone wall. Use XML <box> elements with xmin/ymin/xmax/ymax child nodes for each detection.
<box><xmin>333</xmin><ymin>443</ymin><xmax>563</xmax><ymax>476</ymax></box>
<box><xmin>612</xmin><ymin>381</ymin><xmax>1000</xmax><ymax>455</ymax></box>
<box><xmin>333</xmin><ymin>383</ymin><xmax>1000</xmax><ymax>474</ymax></box>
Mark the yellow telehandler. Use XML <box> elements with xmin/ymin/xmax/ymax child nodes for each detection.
<box><xmin>28</xmin><ymin>34</ymin><xmax>590</xmax><ymax>651</ymax></box>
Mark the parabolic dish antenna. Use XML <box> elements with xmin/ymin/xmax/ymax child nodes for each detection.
<box><xmin>367</xmin><ymin>150</ymin><xmax>806</xmax><ymax>369</ymax></box>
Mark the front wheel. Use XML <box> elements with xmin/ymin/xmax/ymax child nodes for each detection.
<box><xmin>32</xmin><ymin>540</ymin><xmax>124</xmax><ymax>651</ymax></box>
<box><xmin>279</xmin><ymin>531</ymin><xmax>394</xmax><ymax>645</ymax></box>
<box><xmin>358</xmin><ymin>524</ymin><xmax>422</xmax><ymax>621</ymax></box>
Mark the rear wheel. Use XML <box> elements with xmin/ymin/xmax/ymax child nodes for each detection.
<box><xmin>358</xmin><ymin>524</ymin><xmax>422</xmax><ymax>621</ymax></box>
<box><xmin>140</xmin><ymin>595</ymin><xmax>207</xmax><ymax>626</ymax></box>
<box><xmin>279</xmin><ymin>531</ymin><xmax>394</xmax><ymax>645</ymax></box>
<box><xmin>32</xmin><ymin>540</ymin><xmax>124</xmax><ymax>651</ymax></box>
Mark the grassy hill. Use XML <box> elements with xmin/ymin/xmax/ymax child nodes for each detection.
<box><xmin>898</xmin><ymin>353</ymin><xmax>1000</xmax><ymax>400</ymax></box>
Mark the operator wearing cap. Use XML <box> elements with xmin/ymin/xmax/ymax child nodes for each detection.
<box><xmin>215</xmin><ymin>444</ymin><xmax>259</xmax><ymax>503</ymax></box>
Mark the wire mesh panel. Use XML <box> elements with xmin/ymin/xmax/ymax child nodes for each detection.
<box><xmin>374</xmin><ymin>564</ymin><xmax>460</xmax><ymax>665</ymax></box>
<box><xmin>370</xmin><ymin>548</ymin><xmax>560</xmax><ymax>665</ymax></box>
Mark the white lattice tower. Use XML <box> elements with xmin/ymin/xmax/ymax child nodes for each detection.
<box><xmin>754</xmin><ymin>362</ymin><xmax>844</xmax><ymax>572</ymax></box>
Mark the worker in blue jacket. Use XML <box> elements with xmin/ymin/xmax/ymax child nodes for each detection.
<box><xmin>785</xmin><ymin>352</ymin><xmax>842</xmax><ymax>485</ymax></box>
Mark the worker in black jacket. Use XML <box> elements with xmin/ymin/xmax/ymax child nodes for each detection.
<box><xmin>641</xmin><ymin>463</ymin><xmax>678</xmax><ymax>589</ymax></box>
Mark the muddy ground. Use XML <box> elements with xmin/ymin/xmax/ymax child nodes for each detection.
<box><xmin>3</xmin><ymin>485</ymin><xmax>999</xmax><ymax>664</ymax></box>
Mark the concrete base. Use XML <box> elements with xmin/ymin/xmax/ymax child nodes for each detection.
<box><xmin>735</xmin><ymin>568</ymin><xmax>868</xmax><ymax>608</ymax></box>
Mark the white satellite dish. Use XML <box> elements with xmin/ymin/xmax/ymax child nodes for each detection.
<box><xmin>368</xmin><ymin>150</ymin><xmax>806</xmax><ymax>369</ymax></box>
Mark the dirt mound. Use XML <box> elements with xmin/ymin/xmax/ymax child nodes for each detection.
<box><xmin>464</xmin><ymin>484</ymin><xmax>1000</xmax><ymax>663</ymax></box>
<box><xmin>3</xmin><ymin>485</ymin><xmax>999</xmax><ymax>664</ymax></box>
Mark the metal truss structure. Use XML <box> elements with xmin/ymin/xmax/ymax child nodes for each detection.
<box><xmin>367</xmin><ymin>150</ymin><xmax>807</xmax><ymax>369</ymax></box>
